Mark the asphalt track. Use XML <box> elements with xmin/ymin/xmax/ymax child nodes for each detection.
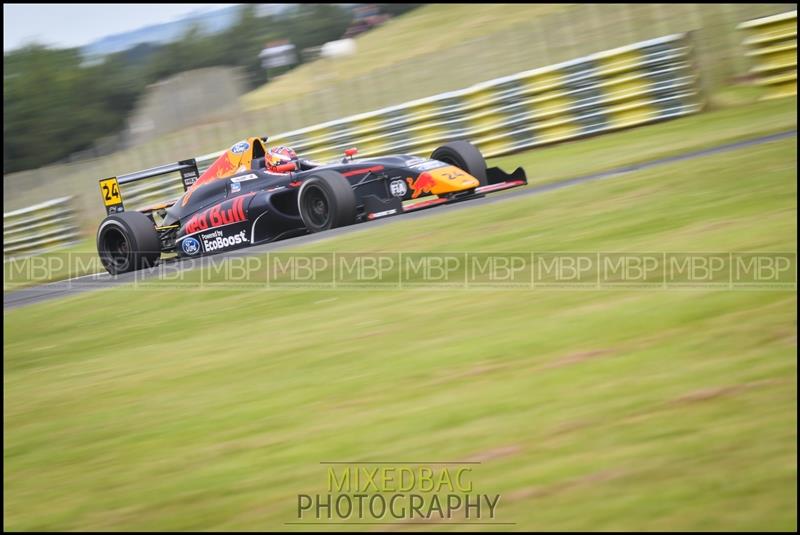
<box><xmin>4</xmin><ymin>129</ymin><xmax>796</xmax><ymax>311</ymax></box>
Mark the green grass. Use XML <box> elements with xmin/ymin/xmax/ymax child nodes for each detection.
<box><xmin>241</xmin><ymin>4</ymin><xmax>569</xmax><ymax>111</ymax></box>
<box><xmin>489</xmin><ymin>95</ymin><xmax>797</xmax><ymax>189</ymax></box>
<box><xmin>3</xmin><ymin>95</ymin><xmax>796</xmax><ymax>290</ymax></box>
<box><xmin>3</xmin><ymin>239</ymin><xmax>97</xmax><ymax>291</ymax></box>
<box><xmin>3</xmin><ymin>120</ymin><xmax>796</xmax><ymax>529</ymax></box>
<box><xmin>240</xmin><ymin>3</ymin><xmax>788</xmax><ymax>114</ymax></box>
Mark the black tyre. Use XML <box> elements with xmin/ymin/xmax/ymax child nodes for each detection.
<box><xmin>431</xmin><ymin>140</ymin><xmax>488</xmax><ymax>187</ymax></box>
<box><xmin>96</xmin><ymin>211</ymin><xmax>161</xmax><ymax>275</ymax></box>
<box><xmin>297</xmin><ymin>170</ymin><xmax>357</xmax><ymax>232</ymax></box>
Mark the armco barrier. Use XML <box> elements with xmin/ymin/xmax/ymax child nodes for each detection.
<box><xmin>5</xmin><ymin>34</ymin><xmax>702</xmax><ymax>252</ymax></box>
<box><xmin>121</xmin><ymin>33</ymin><xmax>700</xmax><ymax>210</ymax></box>
<box><xmin>738</xmin><ymin>10</ymin><xmax>797</xmax><ymax>100</ymax></box>
<box><xmin>3</xmin><ymin>197</ymin><xmax>82</xmax><ymax>258</ymax></box>
<box><xmin>268</xmin><ymin>33</ymin><xmax>701</xmax><ymax>162</ymax></box>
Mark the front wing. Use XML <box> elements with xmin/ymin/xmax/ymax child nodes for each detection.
<box><xmin>366</xmin><ymin>166</ymin><xmax>527</xmax><ymax>220</ymax></box>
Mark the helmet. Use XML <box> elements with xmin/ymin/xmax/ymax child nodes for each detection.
<box><xmin>266</xmin><ymin>146</ymin><xmax>298</xmax><ymax>168</ymax></box>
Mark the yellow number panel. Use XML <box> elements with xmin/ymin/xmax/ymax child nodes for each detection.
<box><xmin>99</xmin><ymin>177</ymin><xmax>122</xmax><ymax>207</ymax></box>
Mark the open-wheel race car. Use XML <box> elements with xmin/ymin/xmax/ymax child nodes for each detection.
<box><xmin>96</xmin><ymin>137</ymin><xmax>528</xmax><ymax>274</ymax></box>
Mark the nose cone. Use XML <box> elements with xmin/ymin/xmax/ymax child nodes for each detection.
<box><xmin>428</xmin><ymin>165</ymin><xmax>480</xmax><ymax>194</ymax></box>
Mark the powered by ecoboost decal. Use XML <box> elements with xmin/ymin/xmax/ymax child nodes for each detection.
<box><xmin>201</xmin><ymin>229</ymin><xmax>249</xmax><ymax>252</ymax></box>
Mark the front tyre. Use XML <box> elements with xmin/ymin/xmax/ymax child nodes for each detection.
<box><xmin>297</xmin><ymin>170</ymin><xmax>357</xmax><ymax>232</ymax></box>
<box><xmin>431</xmin><ymin>140</ymin><xmax>488</xmax><ymax>187</ymax></box>
<box><xmin>96</xmin><ymin>211</ymin><xmax>161</xmax><ymax>275</ymax></box>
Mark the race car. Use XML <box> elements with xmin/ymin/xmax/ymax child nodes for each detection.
<box><xmin>96</xmin><ymin>137</ymin><xmax>528</xmax><ymax>274</ymax></box>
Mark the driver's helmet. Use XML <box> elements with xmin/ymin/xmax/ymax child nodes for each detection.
<box><xmin>266</xmin><ymin>146</ymin><xmax>298</xmax><ymax>169</ymax></box>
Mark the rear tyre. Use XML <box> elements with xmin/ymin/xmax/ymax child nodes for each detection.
<box><xmin>96</xmin><ymin>211</ymin><xmax>161</xmax><ymax>275</ymax></box>
<box><xmin>431</xmin><ymin>140</ymin><xmax>488</xmax><ymax>186</ymax></box>
<box><xmin>297</xmin><ymin>170</ymin><xmax>357</xmax><ymax>232</ymax></box>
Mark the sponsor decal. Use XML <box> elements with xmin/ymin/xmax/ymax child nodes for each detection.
<box><xmin>184</xmin><ymin>193</ymin><xmax>254</xmax><ymax>235</ymax></box>
<box><xmin>181</xmin><ymin>154</ymin><xmax>238</xmax><ymax>206</ymax></box>
<box><xmin>368</xmin><ymin>208</ymin><xmax>398</xmax><ymax>220</ymax></box>
<box><xmin>389</xmin><ymin>178</ymin><xmax>408</xmax><ymax>198</ymax></box>
<box><xmin>411</xmin><ymin>160</ymin><xmax>448</xmax><ymax>171</ymax></box>
<box><xmin>441</xmin><ymin>169</ymin><xmax>465</xmax><ymax>180</ymax></box>
<box><xmin>407</xmin><ymin>173</ymin><xmax>436</xmax><ymax>199</ymax></box>
<box><xmin>231</xmin><ymin>182</ymin><xmax>241</xmax><ymax>193</ymax></box>
<box><xmin>181</xmin><ymin>170</ymin><xmax>198</xmax><ymax>187</ymax></box>
<box><xmin>230</xmin><ymin>173</ymin><xmax>259</xmax><ymax>183</ymax></box>
<box><xmin>212</xmin><ymin>155</ymin><xmax>237</xmax><ymax>178</ymax></box>
<box><xmin>201</xmin><ymin>229</ymin><xmax>249</xmax><ymax>252</ymax></box>
<box><xmin>181</xmin><ymin>236</ymin><xmax>200</xmax><ymax>255</ymax></box>
<box><xmin>231</xmin><ymin>141</ymin><xmax>250</xmax><ymax>154</ymax></box>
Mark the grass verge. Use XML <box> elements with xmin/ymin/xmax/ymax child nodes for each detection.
<box><xmin>4</xmin><ymin>132</ymin><xmax>796</xmax><ymax>529</ymax></box>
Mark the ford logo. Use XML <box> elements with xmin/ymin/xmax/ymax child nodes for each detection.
<box><xmin>231</xmin><ymin>141</ymin><xmax>249</xmax><ymax>154</ymax></box>
<box><xmin>181</xmin><ymin>237</ymin><xmax>200</xmax><ymax>255</ymax></box>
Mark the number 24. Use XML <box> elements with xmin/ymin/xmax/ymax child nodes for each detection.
<box><xmin>103</xmin><ymin>182</ymin><xmax>119</xmax><ymax>200</ymax></box>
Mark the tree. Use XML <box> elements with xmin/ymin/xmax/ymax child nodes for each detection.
<box><xmin>3</xmin><ymin>4</ymin><xmax>359</xmax><ymax>173</ymax></box>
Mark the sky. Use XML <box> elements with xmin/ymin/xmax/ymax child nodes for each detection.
<box><xmin>3</xmin><ymin>4</ymin><xmax>240</xmax><ymax>51</ymax></box>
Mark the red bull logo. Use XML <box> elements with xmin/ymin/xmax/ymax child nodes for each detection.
<box><xmin>181</xmin><ymin>138</ymin><xmax>256</xmax><ymax>206</ymax></box>
<box><xmin>182</xmin><ymin>155</ymin><xmax>238</xmax><ymax>207</ymax></box>
<box><xmin>407</xmin><ymin>172</ymin><xmax>436</xmax><ymax>199</ymax></box>
<box><xmin>210</xmin><ymin>154</ymin><xmax>239</xmax><ymax>178</ymax></box>
<box><xmin>184</xmin><ymin>193</ymin><xmax>254</xmax><ymax>235</ymax></box>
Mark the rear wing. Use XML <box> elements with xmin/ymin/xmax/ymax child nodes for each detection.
<box><xmin>99</xmin><ymin>158</ymin><xmax>199</xmax><ymax>215</ymax></box>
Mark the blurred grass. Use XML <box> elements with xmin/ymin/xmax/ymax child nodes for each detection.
<box><xmin>3</xmin><ymin>95</ymin><xmax>797</xmax><ymax>289</ymax></box>
<box><xmin>3</xmin><ymin>132</ymin><xmax>796</xmax><ymax>529</ymax></box>
<box><xmin>3</xmin><ymin>239</ymin><xmax>97</xmax><ymax>291</ymax></box>
<box><xmin>241</xmin><ymin>3</ymin><xmax>789</xmax><ymax>114</ymax></box>
<box><xmin>241</xmin><ymin>4</ymin><xmax>569</xmax><ymax>111</ymax></box>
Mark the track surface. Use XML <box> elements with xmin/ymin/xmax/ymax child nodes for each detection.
<box><xmin>4</xmin><ymin>129</ymin><xmax>796</xmax><ymax>311</ymax></box>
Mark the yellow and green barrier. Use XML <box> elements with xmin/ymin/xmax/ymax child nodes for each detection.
<box><xmin>738</xmin><ymin>10</ymin><xmax>797</xmax><ymax>100</ymax></box>
<box><xmin>3</xmin><ymin>197</ymin><xmax>82</xmax><ymax>258</ymax></box>
<box><xmin>120</xmin><ymin>33</ymin><xmax>702</xmax><ymax>211</ymax></box>
<box><xmin>269</xmin><ymin>33</ymin><xmax>702</xmax><ymax>160</ymax></box>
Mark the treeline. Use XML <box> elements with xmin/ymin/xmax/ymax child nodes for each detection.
<box><xmin>3</xmin><ymin>4</ymin><xmax>421</xmax><ymax>174</ymax></box>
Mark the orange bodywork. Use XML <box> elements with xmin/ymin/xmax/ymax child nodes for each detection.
<box><xmin>182</xmin><ymin>137</ymin><xmax>267</xmax><ymax>207</ymax></box>
<box><xmin>406</xmin><ymin>165</ymin><xmax>480</xmax><ymax>199</ymax></box>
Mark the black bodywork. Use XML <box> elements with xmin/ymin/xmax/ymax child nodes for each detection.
<box><xmin>150</xmin><ymin>154</ymin><xmax>526</xmax><ymax>259</ymax></box>
<box><xmin>98</xmin><ymin>138</ymin><xmax>528</xmax><ymax>273</ymax></box>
